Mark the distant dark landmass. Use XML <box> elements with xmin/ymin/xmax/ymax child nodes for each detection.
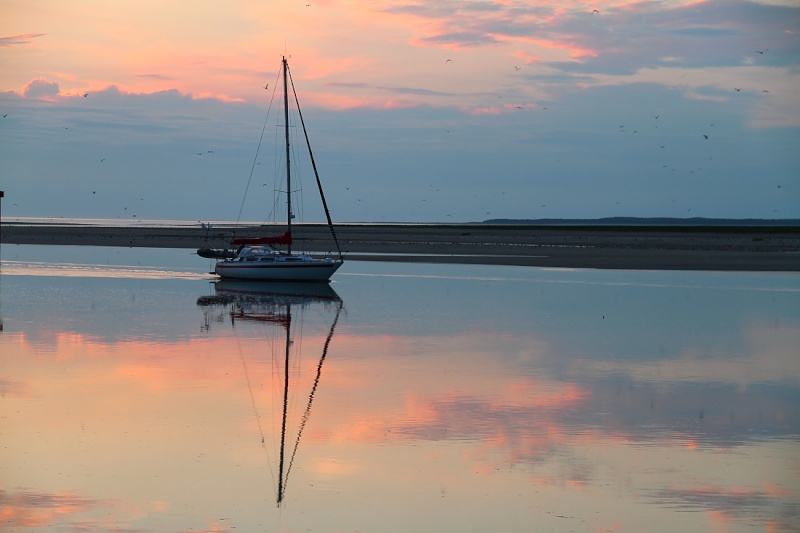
<box><xmin>483</xmin><ymin>217</ymin><xmax>800</xmax><ymax>227</ymax></box>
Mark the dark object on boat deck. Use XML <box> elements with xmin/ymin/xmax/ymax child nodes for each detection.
<box><xmin>197</xmin><ymin>248</ymin><xmax>238</xmax><ymax>259</ymax></box>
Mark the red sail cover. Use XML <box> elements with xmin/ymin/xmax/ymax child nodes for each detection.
<box><xmin>232</xmin><ymin>230</ymin><xmax>292</xmax><ymax>246</ymax></box>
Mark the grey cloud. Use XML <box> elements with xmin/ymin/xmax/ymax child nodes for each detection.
<box><xmin>328</xmin><ymin>81</ymin><xmax>452</xmax><ymax>96</ymax></box>
<box><xmin>22</xmin><ymin>78</ymin><xmax>60</xmax><ymax>98</ymax></box>
<box><xmin>419</xmin><ymin>31</ymin><xmax>499</xmax><ymax>47</ymax></box>
<box><xmin>383</xmin><ymin>1</ymin><xmax>799</xmax><ymax>76</ymax></box>
<box><xmin>378</xmin><ymin>86</ymin><xmax>454</xmax><ymax>96</ymax></box>
<box><xmin>136</xmin><ymin>73</ymin><xmax>175</xmax><ymax>80</ymax></box>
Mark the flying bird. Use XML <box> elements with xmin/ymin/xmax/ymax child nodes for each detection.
<box><xmin>263</xmin><ymin>84</ymin><xmax>269</xmax><ymax>89</ymax></box>
<box><xmin>756</xmin><ymin>49</ymin><xmax>768</xmax><ymax>54</ymax></box>
<box><xmin>83</xmin><ymin>93</ymin><xmax>88</xmax><ymax>97</ymax></box>
<box><xmin>445</xmin><ymin>59</ymin><xmax>452</xmax><ymax>63</ymax></box>
<box><xmin>734</xmin><ymin>88</ymin><xmax>741</xmax><ymax>91</ymax></box>
<box><xmin>703</xmin><ymin>134</ymin><xmax>709</xmax><ymax>139</ymax></box>
<box><xmin>592</xmin><ymin>9</ymin><xmax>600</xmax><ymax>14</ymax></box>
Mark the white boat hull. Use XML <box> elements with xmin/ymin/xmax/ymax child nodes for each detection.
<box><xmin>215</xmin><ymin>259</ymin><xmax>342</xmax><ymax>281</ymax></box>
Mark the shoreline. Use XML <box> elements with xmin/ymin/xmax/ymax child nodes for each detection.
<box><xmin>2</xmin><ymin>222</ymin><xmax>799</xmax><ymax>272</ymax></box>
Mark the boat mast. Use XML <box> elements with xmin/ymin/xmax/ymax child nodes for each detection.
<box><xmin>283</xmin><ymin>56</ymin><xmax>292</xmax><ymax>254</ymax></box>
<box><xmin>277</xmin><ymin>303</ymin><xmax>291</xmax><ymax>506</ymax></box>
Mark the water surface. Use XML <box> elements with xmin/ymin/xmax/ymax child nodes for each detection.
<box><xmin>1</xmin><ymin>245</ymin><xmax>799</xmax><ymax>532</ymax></box>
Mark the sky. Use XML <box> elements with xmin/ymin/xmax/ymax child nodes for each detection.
<box><xmin>1</xmin><ymin>0</ymin><xmax>799</xmax><ymax>224</ymax></box>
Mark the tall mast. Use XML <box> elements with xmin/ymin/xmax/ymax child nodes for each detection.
<box><xmin>283</xmin><ymin>56</ymin><xmax>292</xmax><ymax>254</ymax></box>
<box><xmin>277</xmin><ymin>303</ymin><xmax>291</xmax><ymax>506</ymax></box>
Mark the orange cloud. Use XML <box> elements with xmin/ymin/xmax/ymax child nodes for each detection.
<box><xmin>472</xmin><ymin>107</ymin><xmax>500</xmax><ymax>115</ymax></box>
<box><xmin>324</xmin><ymin>372</ymin><xmax>592</xmax><ymax>472</ymax></box>
<box><xmin>0</xmin><ymin>490</ymin><xmax>99</xmax><ymax>528</ymax></box>
<box><xmin>708</xmin><ymin>509</ymin><xmax>733</xmax><ymax>533</ymax></box>
<box><xmin>513</xmin><ymin>36</ymin><xmax>598</xmax><ymax>60</ymax></box>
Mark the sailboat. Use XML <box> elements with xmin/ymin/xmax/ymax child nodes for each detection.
<box><xmin>197</xmin><ymin>280</ymin><xmax>344</xmax><ymax>506</ymax></box>
<box><xmin>199</xmin><ymin>56</ymin><xmax>344</xmax><ymax>282</ymax></box>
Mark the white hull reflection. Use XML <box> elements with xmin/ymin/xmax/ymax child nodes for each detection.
<box><xmin>196</xmin><ymin>279</ymin><xmax>343</xmax><ymax>506</ymax></box>
<box><xmin>207</xmin><ymin>279</ymin><xmax>342</xmax><ymax>302</ymax></box>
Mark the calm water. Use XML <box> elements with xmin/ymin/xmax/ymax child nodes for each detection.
<box><xmin>1</xmin><ymin>245</ymin><xmax>799</xmax><ymax>532</ymax></box>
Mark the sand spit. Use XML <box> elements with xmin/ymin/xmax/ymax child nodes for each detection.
<box><xmin>1</xmin><ymin>222</ymin><xmax>799</xmax><ymax>272</ymax></box>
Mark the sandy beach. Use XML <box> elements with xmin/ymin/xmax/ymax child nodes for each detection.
<box><xmin>2</xmin><ymin>222</ymin><xmax>799</xmax><ymax>272</ymax></box>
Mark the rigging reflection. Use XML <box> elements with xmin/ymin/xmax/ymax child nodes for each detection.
<box><xmin>197</xmin><ymin>280</ymin><xmax>344</xmax><ymax>506</ymax></box>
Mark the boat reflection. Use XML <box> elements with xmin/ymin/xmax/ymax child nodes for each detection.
<box><xmin>197</xmin><ymin>280</ymin><xmax>344</xmax><ymax>507</ymax></box>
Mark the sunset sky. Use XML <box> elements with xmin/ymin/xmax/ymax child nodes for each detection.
<box><xmin>1</xmin><ymin>0</ymin><xmax>798</xmax><ymax>223</ymax></box>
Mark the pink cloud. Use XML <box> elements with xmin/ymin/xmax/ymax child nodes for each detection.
<box><xmin>0</xmin><ymin>33</ymin><xmax>45</xmax><ymax>47</ymax></box>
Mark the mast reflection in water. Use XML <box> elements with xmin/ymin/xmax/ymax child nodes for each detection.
<box><xmin>198</xmin><ymin>280</ymin><xmax>343</xmax><ymax>507</ymax></box>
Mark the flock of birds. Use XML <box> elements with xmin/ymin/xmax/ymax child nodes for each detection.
<box><xmin>0</xmin><ymin>29</ymin><xmax>785</xmax><ymax>220</ymax></box>
<box><xmin>432</xmin><ymin>42</ymin><xmax>781</xmax><ymax>217</ymax></box>
<box><xmin>2</xmin><ymin>91</ymin><xmax>228</xmax><ymax>218</ymax></box>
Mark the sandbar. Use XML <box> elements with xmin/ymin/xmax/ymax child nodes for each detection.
<box><xmin>1</xmin><ymin>222</ymin><xmax>798</xmax><ymax>272</ymax></box>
